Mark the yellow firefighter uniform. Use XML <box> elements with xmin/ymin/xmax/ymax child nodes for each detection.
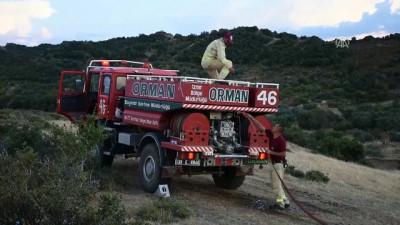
<box><xmin>201</xmin><ymin>38</ymin><xmax>233</xmax><ymax>80</ymax></box>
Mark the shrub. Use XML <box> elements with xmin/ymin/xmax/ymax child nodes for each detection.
<box><xmin>285</xmin><ymin>126</ymin><xmax>344</xmax><ymax>150</ymax></box>
<box><xmin>303</xmin><ymin>102</ymin><xmax>318</xmax><ymax>110</ymax></box>
<box><xmin>350</xmin><ymin>111</ymin><xmax>376</xmax><ymax>130</ymax></box>
<box><xmin>136</xmin><ymin>198</ymin><xmax>191</xmax><ymax>224</ymax></box>
<box><xmin>267</xmin><ymin>105</ymin><xmax>298</xmax><ymax>127</ymax></box>
<box><xmin>297</xmin><ymin>108</ymin><xmax>340</xmax><ymax>130</ymax></box>
<box><xmin>291</xmin><ymin>95</ymin><xmax>309</xmax><ymax>106</ymax></box>
<box><xmin>305</xmin><ymin>170</ymin><xmax>329</xmax><ymax>183</ymax></box>
<box><xmin>285</xmin><ymin>166</ymin><xmax>329</xmax><ymax>183</ymax></box>
<box><xmin>0</xmin><ymin>113</ymin><xmax>107</xmax><ymax>225</ymax></box>
<box><xmin>285</xmin><ymin>125</ymin><xmax>308</xmax><ymax>147</ymax></box>
<box><xmin>285</xmin><ymin>165</ymin><xmax>305</xmax><ymax>178</ymax></box>
<box><xmin>333</xmin><ymin>121</ymin><xmax>353</xmax><ymax>131</ymax></box>
<box><xmin>96</xmin><ymin>193</ymin><xmax>126</xmax><ymax>225</ymax></box>
<box><xmin>353</xmin><ymin>129</ymin><xmax>375</xmax><ymax>143</ymax></box>
<box><xmin>313</xmin><ymin>129</ymin><xmax>328</xmax><ymax>141</ymax></box>
<box><xmin>318</xmin><ymin>137</ymin><xmax>365</xmax><ymax>162</ymax></box>
<box><xmin>389</xmin><ymin>131</ymin><xmax>400</xmax><ymax>142</ymax></box>
<box><xmin>364</xmin><ymin>144</ymin><xmax>383</xmax><ymax>158</ymax></box>
<box><xmin>376</xmin><ymin>114</ymin><xmax>400</xmax><ymax>131</ymax></box>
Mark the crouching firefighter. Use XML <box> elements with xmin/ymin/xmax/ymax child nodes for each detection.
<box><xmin>201</xmin><ymin>32</ymin><xmax>235</xmax><ymax>80</ymax></box>
<box><xmin>265</xmin><ymin>124</ymin><xmax>290</xmax><ymax>210</ymax></box>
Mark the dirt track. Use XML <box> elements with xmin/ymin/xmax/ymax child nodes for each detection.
<box><xmin>111</xmin><ymin>143</ymin><xmax>400</xmax><ymax>225</ymax></box>
<box><xmin>114</xmin><ymin>157</ymin><xmax>313</xmax><ymax>225</ymax></box>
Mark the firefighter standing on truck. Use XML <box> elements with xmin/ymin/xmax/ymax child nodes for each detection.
<box><xmin>201</xmin><ymin>32</ymin><xmax>235</xmax><ymax>80</ymax></box>
<box><xmin>265</xmin><ymin>124</ymin><xmax>290</xmax><ymax>210</ymax></box>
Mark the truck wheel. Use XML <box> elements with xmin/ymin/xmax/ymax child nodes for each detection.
<box><xmin>212</xmin><ymin>167</ymin><xmax>245</xmax><ymax>189</ymax></box>
<box><xmin>139</xmin><ymin>143</ymin><xmax>163</xmax><ymax>193</ymax></box>
<box><xmin>93</xmin><ymin>140</ymin><xmax>114</xmax><ymax>168</ymax></box>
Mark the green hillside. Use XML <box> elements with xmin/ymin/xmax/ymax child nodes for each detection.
<box><xmin>1</xmin><ymin>26</ymin><xmax>399</xmax><ymax>164</ymax></box>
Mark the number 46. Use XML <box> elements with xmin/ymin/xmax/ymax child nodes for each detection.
<box><xmin>257</xmin><ymin>90</ymin><xmax>277</xmax><ymax>105</ymax></box>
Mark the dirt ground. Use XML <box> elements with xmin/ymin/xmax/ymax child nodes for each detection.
<box><xmin>109</xmin><ymin>142</ymin><xmax>400</xmax><ymax>225</ymax></box>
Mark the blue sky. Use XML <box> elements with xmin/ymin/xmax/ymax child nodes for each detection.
<box><xmin>0</xmin><ymin>0</ymin><xmax>399</xmax><ymax>46</ymax></box>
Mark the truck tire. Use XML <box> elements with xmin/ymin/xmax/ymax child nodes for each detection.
<box><xmin>139</xmin><ymin>143</ymin><xmax>164</xmax><ymax>193</ymax></box>
<box><xmin>212</xmin><ymin>167</ymin><xmax>245</xmax><ymax>189</ymax></box>
<box><xmin>93</xmin><ymin>140</ymin><xmax>114</xmax><ymax>168</ymax></box>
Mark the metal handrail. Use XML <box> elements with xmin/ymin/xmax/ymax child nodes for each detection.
<box><xmin>255</xmin><ymin>82</ymin><xmax>280</xmax><ymax>89</ymax></box>
<box><xmin>88</xmin><ymin>59</ymin><xmax>153</xmax><ymax>68</ymax></box>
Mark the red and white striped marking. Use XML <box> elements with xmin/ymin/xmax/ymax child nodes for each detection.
<box><xmin>248</xmin><ymin>147</ymin><xmax>267</xmax><ymax>155</ymax></box>
<box><xmin>181</xmin><ymin>146</ymin><xmax>214</xmax><ymax>152</ymax></box>
<box><xmin>182</xmin><ymin>104</ymin><xmax>278</xmax><ymax>112</ymax></box>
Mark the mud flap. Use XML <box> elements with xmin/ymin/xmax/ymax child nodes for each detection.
<box><xmin>162</xmin><ymin>166</ymin><xmax>183</xmax><ymax>178</ymax></box>
<box><xmin>237</xmin><ymin>165</ymin><xmax>254</xmax><ymax>176</ymax></box>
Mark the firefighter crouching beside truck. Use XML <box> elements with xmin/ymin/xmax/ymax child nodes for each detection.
<box><xmin>265</xmin><ymin>124</ymin><xmax>290</xmax><ymax>210</ymax></box>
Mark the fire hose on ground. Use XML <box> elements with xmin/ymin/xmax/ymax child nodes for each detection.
<box><xmin>238</xmin><ymin>111</ymin><xmax>329</xmax><ymax>225</ymax></box>
<box><xmin>270</xmin><ymin>159</ymin><xmax>329</xmax><ymax>225</ymax></box>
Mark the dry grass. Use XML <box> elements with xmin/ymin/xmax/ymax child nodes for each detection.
<box><xmin>45</xmin><ymin>118</ymin><xmax>400</xmax><ymax>224</ymax></box>
<box><xmin>285</xmin><ymin>142</ymin><xmax>400</xmax><ymax>200</ymax></box>
<box><xmin>91</xmin><ymin>142</ymin><xmax>400</xmax><ymax>225</ymax></box>
<box><xmin>247</xmin><ymin>142</ymin><xmax>400</xmax><ymax>224</ymax></box>
<box><xmin>110</xmin><ymin>141</ymin><xmax>400</xmax><ymax>224</ymax></box>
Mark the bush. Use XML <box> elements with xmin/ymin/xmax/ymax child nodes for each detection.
<box><xmin>305</xmin><ymin>170</ymin><xmax>329</xmax><ymax>183</ymax></box>
<box><xmin>284</xmin><ymin>126</ymin><xmax>340</xmax><ymax>150</ymax></box>
<box><xmin>333</xmin><ymin>121</ymin><xmax>353</xmax><ymax>131</ymax></box>
<box><xmin>303</xmin><ymin>102</ymin><xmax>318</xmax><ymax>110</ymax></box>
<box><xmin>364</xmin><ymin>144</ymin><xmax>383</xmax><ymax>158</ymax></box>
<box><xmin>318</xmin><ymin>137</ymin><xmax>365</xmax><ymax>162</ymax></box>
<box><xmin>285</xmin><ymin>125</ymin><xmax>309</xmax><ymax>147</ymax></box>
<box><xmin>297</xmin><ymin>108</ymin><xmax>340</xmax><ymax>130</ymax></box>
<box><xmin>389</xmin><ymin>131</ymin><xmax>400</xmax><ymax>142</ymax></box>
<box><xmin>285</xmin><ymin>166</ymin><xmax>329</xmax><ymax>183</ymax></box>
<box><xmin>0</xmin><ymin>113</ymin><xmax>108</xmax><ymax>225</ymax></box>
<box><xmin>267</xmin><ymin>105</ymin><xmax>298</xmax><ymax>127</ymax></box>
<box><xmin>350</xmin><ymin>111</ymin><xmax>376</xmax><ymax>130</ymax></box>
<box><xmin>376</xmin><ymin>114</ymin><xmax>400</xmax><ymax>131</ymax></box>
<box><xmin>313</xmin><ymin>129</ymin><xmax>343</xmax><ymax>141</ymax></box>
<box><xmin>136</xmin><ymin>198</ymin><xmax>191</xmax><ymax>224</ymax></box>
<box><xmin>285</xmin><ymin>165</ymin><xmax>305</xmax><ymax>178</ymax></box>
<box><xmin>353</xmin><ymin>129</ymin><xmax>375</xmax><ymax>143</ymax></box>
<box><xmin>96</xmin><ymin>193</ymin><xmax>126</xmax><ymax>225</ymax></box>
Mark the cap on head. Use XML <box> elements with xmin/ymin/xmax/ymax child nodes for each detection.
<box><xmin>224</xmin><ymin>32</ymin><xmax>233</xmax><ymax>44</ymax></box>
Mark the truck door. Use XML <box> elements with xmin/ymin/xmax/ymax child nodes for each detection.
<box><xmin>56</xmin><ymin>70</ymin><xmax>88</xmax><ymax>121</ymax></box>
<box><xmin>88</xmin><ymin>72</ymin><xmax>100</xmax><ymax>114</ymax></box>
<box><xmin>97</xmin><ymin>74</ymin><xmax>112</xmax><ymax>119</ymax></box>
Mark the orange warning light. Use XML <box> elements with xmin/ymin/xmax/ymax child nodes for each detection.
<box><xmin>102</xmin><ymin>60</ymin><xmax>110</xmax><ymax>67</ymax></box>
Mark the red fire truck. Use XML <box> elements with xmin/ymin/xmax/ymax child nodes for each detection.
<box><xmin>57</xmin><ymin>60</ymin><xmax>280</xmax><ymax>193</ymax></box>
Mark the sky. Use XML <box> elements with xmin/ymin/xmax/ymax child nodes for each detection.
<box><xmin>0</xmin><ymin>0</ymin><xmax>399</xmax><ymax>46</ymax></box>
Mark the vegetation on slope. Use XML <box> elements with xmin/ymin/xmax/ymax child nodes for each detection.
<box><xmin>1</xmin><ymin>26</ymin><xmax>399</xmax><ymax>164</ymax></box>
<box><xmin>0</xmin><ymin>110</ymin><xmax>191</xmax><ymax>224</ymax></box>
